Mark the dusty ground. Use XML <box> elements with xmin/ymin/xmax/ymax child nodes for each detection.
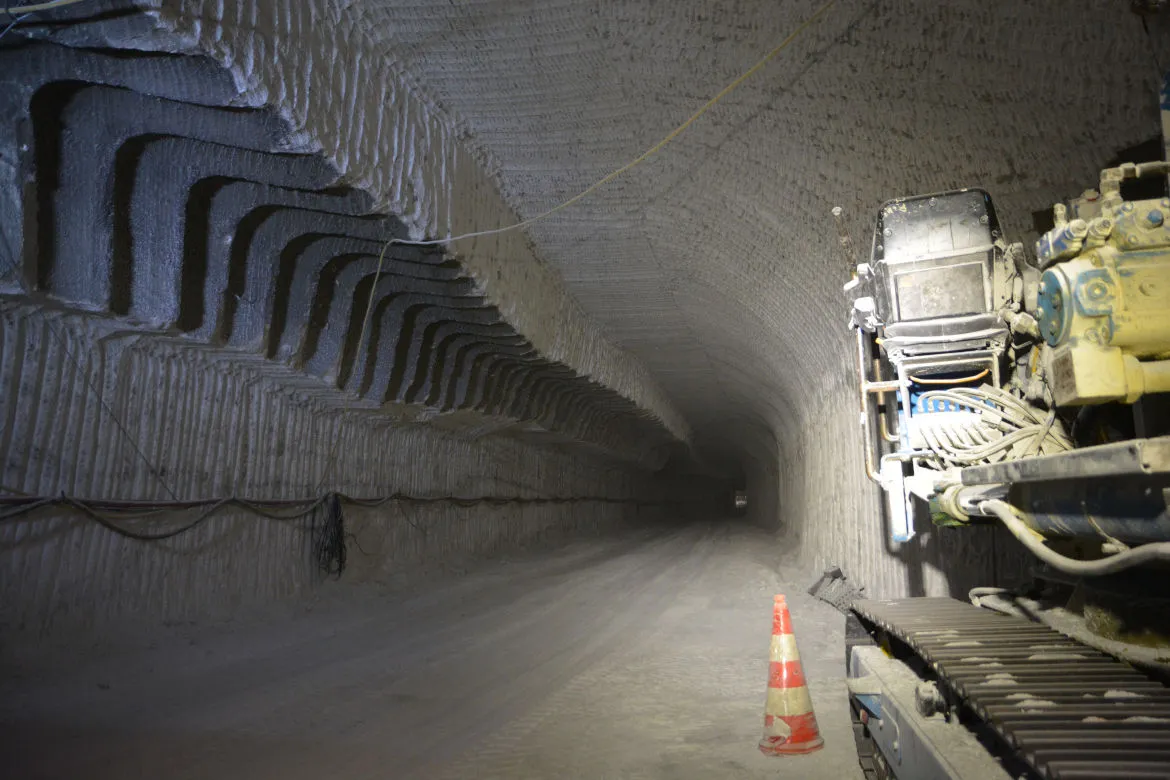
<box><xmin>0</xmin><ymin>520</ymin><xmax>862</xmax><ymax>779</ymax></box>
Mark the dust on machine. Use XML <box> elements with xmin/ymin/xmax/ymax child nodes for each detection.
<box><xmin>837</xmin><ymin>73</ymin><xmax>1170</xmax><ymax>780</ymax></box>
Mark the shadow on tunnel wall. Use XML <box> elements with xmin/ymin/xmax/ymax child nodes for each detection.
<box><xmin>857</xmin><ymin>429</ymin><xmax>1034</xmax><ymax>599</ymax></box>
<box><xmin>772</xmin><ymin>374</ymin><xmax>1035</xmax><ymax>602</ymax></box>
<box><xmin>894</xmin><ymin>500</ymin><xmax>1034</xmax><ymax>600</ymax></box>
<box><xmin>0</xmin><ymin>36</ymin><xmax>701</xmax><ymax>644</ymax></box>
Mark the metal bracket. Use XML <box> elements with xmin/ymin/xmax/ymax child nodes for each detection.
<box><xmin>960</xmin><ymin>436</ymin><xmax>1170</xmax><ymax>485</ymax></box>
<box><xmin>848</xmin><ymin>646</ymin><xmax>1013</xmax><ymax>780</ymax></box>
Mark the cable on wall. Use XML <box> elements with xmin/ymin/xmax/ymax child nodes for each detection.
<box><xmin>0</xmin><ymin>0</ymin><xmax>93</xmax><ymax>43</ymax></box>
<box><xmin>0</xmin><ymin>493</ymin><xmax>673</xmax><ymax>523</ymax></box>
<box><xmin>0</xmin><ymin>492</ymin><xmax>671</xmax><ymax>524</ymax></box>
<box><xmin>0</xmin><ymin>492</ymin><xmax>673</xmax><ymax>576</ymax></box>
<box><xmin>306</xmin><ymin>0</ymin><xmax>840</xmax><ymax>491</ymax></box>
<box><xmin>0</xmin><ymin>11</ymin><xmax>29</xmax><ymax>40</ymax></box>
<box><xmin>2</xmin><ymin>0</ymin><xmax>91</xmax><ymax>11</ymax></box>
<box><xmin>1</xmin><ymin>1</ymin><xmax>839</xmax><ymax>499</ymax></box>
<box><xmin>313</xmin><ymin>237</ymin><xmax>395</xmax><ymax>493</ymax></box>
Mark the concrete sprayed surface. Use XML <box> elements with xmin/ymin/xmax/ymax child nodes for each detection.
<box><xmin>0</xmin><ymin>521</ymin><xmax>861</xmax><ymax>779</ymax></box>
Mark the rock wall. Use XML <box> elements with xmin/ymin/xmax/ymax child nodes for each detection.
<box><xmin>0</xmin><ymin>18</ymin><xmax>698</xmax><ymax>641</ymax></box>
<box><xmin>0</xmin><ymin>302</ymin><xmax>688</xmax><ymax>639</ymax></box>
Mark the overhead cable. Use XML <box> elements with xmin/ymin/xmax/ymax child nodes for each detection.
<box><xmin>3</xmin><ymin>0</ymin><xmax>90</xmax><ymax>13</ymax></box>
<box><xmin>382</xmin><ymin>0</ymin><xmax>840</xmax><ymax>249</ymax></box>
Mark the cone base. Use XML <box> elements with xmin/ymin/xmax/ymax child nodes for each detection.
<box><xmin>758</xmin><ymin>735</ymin><xmax>825</xmax><ymax>756</ymax></box>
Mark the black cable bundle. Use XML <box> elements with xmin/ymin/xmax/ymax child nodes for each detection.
<box><xmin>312</xmin><ymin>493</ymin><xmax>346</xmax><ymax>578</ymax></box>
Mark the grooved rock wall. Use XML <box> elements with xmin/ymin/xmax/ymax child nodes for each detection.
<box><xmin>0</xmin><ymin>39</ymin><xmax>682</xmax><ymax>468</ymax></box>
<box><xmin>0</xmin><ymin>302</ymin><xmax>684</xmax><ymax>637</ymax></box>
<box><xmin>128</xmin><ymin>0</ymin><xmax>691</xmax><ymax>446</ymax></box>
<box><xmin>0</xmin><ymin>23</ymin><xmax>707</xmax><ymax>639</ymax></box>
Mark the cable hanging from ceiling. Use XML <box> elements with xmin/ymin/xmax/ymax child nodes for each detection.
<box><xmin>1</xmin><ymin>0</ymin><xmax>840</xmax><ymax>502</ymax></box>
<box><xmin>313</xmin><ymin>0</ymin><xmax>841</xmax><ymax>482</ymax></box>
<box><xmin>0</xmin><ymin>0</ymin><xmax>93</xmax><ymax>43</ymax></box>
<box><xmin>385</xmin><ymin>0</ymin><xmax>840</xmax><ymax>250</ymax></box>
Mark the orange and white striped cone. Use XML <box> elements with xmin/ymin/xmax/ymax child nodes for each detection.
<box><xmin>759</xmin><ymin>594</ymin><xmax>824</xmax><ymax>756</ymax></box>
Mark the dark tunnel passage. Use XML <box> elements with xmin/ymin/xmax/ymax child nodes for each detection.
<box><xmin>3</xmin><ymin>2</ymin><xmax>1170</xmax><ymax>778</ymax></box>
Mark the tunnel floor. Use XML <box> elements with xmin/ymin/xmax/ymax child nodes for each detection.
<box><xmin>1</xmin><ymin>522</ymin><xmax>862</xmax><ymax>779</ymax></box>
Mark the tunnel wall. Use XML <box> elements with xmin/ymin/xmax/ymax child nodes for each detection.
<box><xmin>9</xmin><ymin>0</ymin><xmax>1159</xmax><ymax>625</ymax></box>
<box><xmin>780</xmin><ymin>373</ymin><xmax>1033</xmax><ymax>600</ymax></box>
<box><xmin>0</xmin><ymin>301</ymin><xmax>683</xmax><ymax>640</ymax></box>
<box><xmin>121</xmin><ymin>0</ymin><xmax>1136</xmax><ymax>601</ymax></box>
<box><xmin>0</xmin><ymin>20</ymin><xmax>701</xmax><ymax>643</ymax></box>
<box><xmin>120</xmin><ymin>0</ymin><xmax>690</xmax><ymax>444</ymax></box>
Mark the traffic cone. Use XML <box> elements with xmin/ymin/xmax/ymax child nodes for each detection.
<box><xmin>759</xmin><ymin>594</ymin><xmax>824</xmax><ymax>756</ymax></box>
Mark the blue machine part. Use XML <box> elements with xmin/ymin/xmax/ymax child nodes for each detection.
<box><xmin>1035</xmin><ymin>222</ymin><xmax>1087</xmax><ymax>266</ymax></box>
<box><xmin>911</xmin><ymin>387</ymin><xmax>966</xmax><ymax>414</ymax></box>
<box><xmin>897</xmin><ymin>376</ymin><xmax>994</xmax><ymax>455</ymax></box>
<box><xmin>907</xmin><ymin>375</ymin><xmax>990</xmax><ymax>414</ymax></box>
<box><xmin>854</xmin><ymin>693</ymin><xmax>883</xmax><ymax>719</ymax></box>
<box><xmin>1036</xmin><ymin>267</ymin><xmax>1070</xmax><ymax>346</ymax></box>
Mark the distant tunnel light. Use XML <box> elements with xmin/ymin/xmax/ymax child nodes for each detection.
<box><xmin>733</xmin><ymin>490</ymin><xmax>748</xmax><ymax>512</ymax></box>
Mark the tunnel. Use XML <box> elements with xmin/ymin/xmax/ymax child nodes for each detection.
<box><xmin>2</xmin><ymin>2</ymin><xmax>1169</xmax><ymax>778</ymax></box>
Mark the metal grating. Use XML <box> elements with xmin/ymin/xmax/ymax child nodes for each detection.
<box><xmin>853</xmin><ymin>597</ymin><xmax>1170</xmax><ymax>780</ymax></box>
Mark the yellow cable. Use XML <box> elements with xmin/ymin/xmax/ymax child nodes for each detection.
<box><xmin>909</xmin><ymin>369</ymin><xmax>990</xmax><ymax>386</ymax></box>
<box><xmin>3</xmin><ymin>0</ymin><xmax>89</xmax><ymax>13</ymax></box>
<box><xmin>315</xmin><ymin>237</ymin><xmax>393</xmax><ymax>492</ymax></box>
<box><xmin>313</xmin><ymin>0</ymin><xmax>838</xmax><ymax>491</ymax></box>
<box><xmin>391</xmin><ymin>0</ymin><xmax>840</xmax><ymax>248</ymax></box>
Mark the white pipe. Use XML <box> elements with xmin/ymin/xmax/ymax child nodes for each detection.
<box><xmin>980</xmin><ymin>499</ymin><xmax>1170</xmax><ymax>577</ymax></box>
<box><xmin>856</xmin><ymin>328</ymin><xmax>881</xmax><ymax>482</ymax></box>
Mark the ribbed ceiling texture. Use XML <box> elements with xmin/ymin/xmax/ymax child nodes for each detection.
<box><xmin>273</xmin><ymin>0</ymin><xmax>1162</xmax><ymax>460</ymax></box>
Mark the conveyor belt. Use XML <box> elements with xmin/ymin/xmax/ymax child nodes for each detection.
<box><xmin>852</xmin><ymin>597</ymin><xmax>1170</xmax><ymax>780</ymax></box>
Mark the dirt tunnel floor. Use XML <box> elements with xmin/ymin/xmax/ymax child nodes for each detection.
<box><xmin>1</xmin><ymin>521</ymin><xmax>864</xmax><ymax>779</ymax></box>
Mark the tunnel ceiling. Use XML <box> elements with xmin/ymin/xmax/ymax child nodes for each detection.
<box><xmin>25</xmin><ymin>0</ymin><xmax>1170</xmax><ymax>472</ymax></box>
<box><xmin>323</xmin><ymin>0</ymin><xmax>1167</xmax><ymax>457</ymax></box>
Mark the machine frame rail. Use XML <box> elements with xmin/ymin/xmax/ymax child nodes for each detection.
<box><xmin>852</xmin><ymin>597</ymin><xmax>1170</xmax><ymax>780</ymax></box>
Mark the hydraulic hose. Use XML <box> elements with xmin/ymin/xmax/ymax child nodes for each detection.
<box><xmin>980</xmin><ymin>499</ymin><xmax>1170</xmax><ymax>576</ymax></box>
